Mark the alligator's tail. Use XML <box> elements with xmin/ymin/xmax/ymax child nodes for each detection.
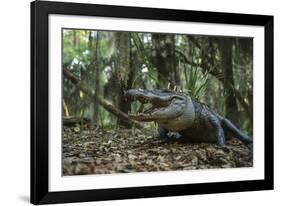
<box><xmin>221</xmin><ymin>118</ymin><xmax>253</xmax><ymax>145</ymax></box>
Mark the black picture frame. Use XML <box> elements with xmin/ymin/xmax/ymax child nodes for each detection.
<box><xmin>31</xmin><ymin>0</ymin><xmax>274</xmax><ymax>204</ymax></box>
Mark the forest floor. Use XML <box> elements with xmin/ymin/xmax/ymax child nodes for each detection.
<box><xmin>63</xmin><ymin>125</ymin><xmax>253</xmax><ymax>175</ymax></box>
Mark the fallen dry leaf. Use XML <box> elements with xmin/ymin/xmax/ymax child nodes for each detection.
<box><xmin>63</xmin><ymin>126</ymin><xmax>253</xmax><ymax>175</ymax></box>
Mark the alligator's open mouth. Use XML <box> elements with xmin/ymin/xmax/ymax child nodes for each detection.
<box><xmin>125</xmin><ymin>94</ymin><xmax>171</xmax><ymax>121</ymax></box>
<box><xmin>125</xmin><ymin>89</ymin><xmax>187</xmax><ymax>121</ymax></box>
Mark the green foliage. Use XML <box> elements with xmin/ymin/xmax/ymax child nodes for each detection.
<box><xmin>184</xmin><ymin>65</ymin><xmax>209</xmax><ymax>101</ymax></box>
<box><xmin>63</xmin><ymin>30</ymin><xmax>92</xmax><ymax>67</ymax></box>
<box><xmin>131</xmin><ymin>33</ymin><xmax>160</xmax><ymax>85</ymax></box>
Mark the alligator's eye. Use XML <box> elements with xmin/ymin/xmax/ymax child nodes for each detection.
<box><xmin>172</xmin><ymin>95</ymin><xmax>185</xmax><ymax>100</ymax></box>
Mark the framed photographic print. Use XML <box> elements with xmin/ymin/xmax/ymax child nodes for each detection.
<box><xmin>31</xmin><ymin>0</ymin><xmax>274</xmax><ymax>204</ymax></box>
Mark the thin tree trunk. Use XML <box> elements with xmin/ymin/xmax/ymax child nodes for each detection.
<box><xmin>115</xmin><ymin>32</ymin><xmax>132</xmax><ymax>127</ymax></box>
<box><xmin>63</xmin><ymin>99</ymin><xmax>70</xmax><ymax>117</ymax></box>
<box><xmin>151</xmin><ymin>34</ymin><xmax>177</xmax><ymax>88</ymax></box>
<box><xmin>93</xmin><ymin>32</ymin><xmax>100</xmax><ymax>124</ymax></box>
<box><xmin>219</xmin><ymin>38</ymin><xmax>238</xmax><ymax>123</ymax></box>
<box><xmin>72</xmin><ymin>30</ymin><xmax>77</xmax><ymax>48</ymax></box>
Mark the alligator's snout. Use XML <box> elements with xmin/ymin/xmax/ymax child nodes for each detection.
<box><xmin>124</xmin><ymin>88</ymin><xmax>187</xmax><ymax>122</ymax></box>
<box><xmin>124</xmin><ymin>89</ymin><xmax>150</xmax><ymax>103</ymax></box>
<box><xmin>125</xmin><ymin>88</ymin><xmax>145</xmax><ymax>95</ymax></box>
<box><xmin>125</xmin><ymin>89</ymin><xmax>146</xmax><ymax>97</ymax></box>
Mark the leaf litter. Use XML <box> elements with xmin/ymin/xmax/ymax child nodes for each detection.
<box><xmin>63</xmin><ymin>125</ymin><xmax>253</xmax><ymax>175</ymax></box>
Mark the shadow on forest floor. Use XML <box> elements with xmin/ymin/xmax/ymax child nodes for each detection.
<box><xmin>63</xmin><ymin>125</ymin><xmax>253</xmax><ymax>175</ymax></box>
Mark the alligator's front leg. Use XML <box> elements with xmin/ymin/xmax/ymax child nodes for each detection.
<box><xmin>158</xmin><ymin>127</ymin><xmax>170</xmax><ymax>141</ymax></box>
<box><xmin>158</xmin><ymin>127</ymin><xmax>182</xmax><ymax>142</ymax></box>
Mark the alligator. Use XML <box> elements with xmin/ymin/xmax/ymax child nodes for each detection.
<box><xmin>125</xmin><ymin>88</ymin><xmax>252</xmax><ymax>148</ymax></box>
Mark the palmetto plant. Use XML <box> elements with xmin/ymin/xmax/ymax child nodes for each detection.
<box><xmin>184</xmin><ymin>65</ymin><xmax>209</xmax><ymax>101</ymax></box>
<box><xmin>131</xmin><ymin>33</ymin><xmax>162</xmax><ymax>86</ymax></box>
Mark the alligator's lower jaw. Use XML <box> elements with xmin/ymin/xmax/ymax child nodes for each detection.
<box><xmin>128</xmin><ymin>113</ymin><xmax>155</xmax><ymax>121</ymax></box>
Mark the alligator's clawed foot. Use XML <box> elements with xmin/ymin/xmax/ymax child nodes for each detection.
<box><xmin>165</xmin><ymin>133</ymin><xmax>183</xmax><ymax>143</ymax></box>
<box><xmin>168</xmin><ymin>132</ymin><xmax>182</xmax><ymax>140</ymax></box>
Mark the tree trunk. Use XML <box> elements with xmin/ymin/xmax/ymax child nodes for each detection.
<box><xmin>63</xmin><ymin>99</ymin><xmax>70</xmax><ymax>117</ymax></box>
<box><xmin>151</xmin><ymin>34</ymin><xmax>177</xmax><ymax>88</ymax></box>
<box><xmin>219</xmin><ymin>38</ymin><xmax>238</xmax><ymax>123</ymax></box>
<box><xmin>72</xmin><ymin>30</ymin><xmax>77</xmax><ymax>49</ymax></box>
<box><xmin>93</xmin><ymin>32</ymin><xmax>100</xmax><ymax>124</ymax></box>
<box><xmin>115</xmin><ymin>32</ymin><xmax>132</xmax><ymax>127</ymax></box>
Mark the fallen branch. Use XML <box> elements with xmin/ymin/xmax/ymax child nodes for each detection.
<box><xmin>63</xmin><ymin>116</ymin><xmax>90</xmax><ymax>126</ymax></box>
<box><xmin>63</xmin><ymin>68</ymin><xmax>143</xmax><ymax>129</ymax></box>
